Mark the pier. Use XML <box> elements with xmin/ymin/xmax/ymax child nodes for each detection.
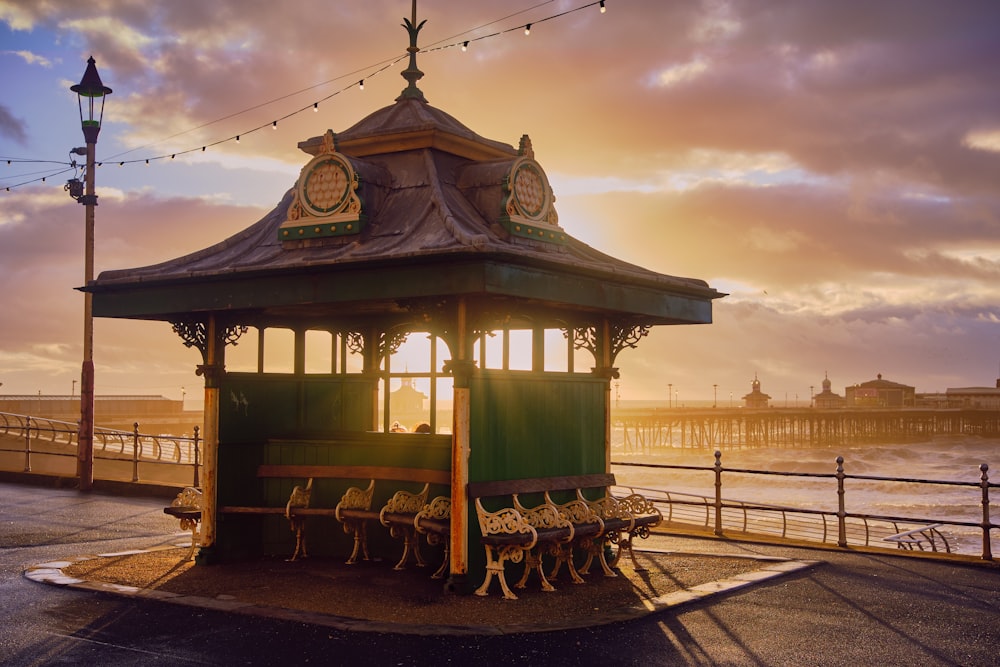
<box><xmin>613</xmin><ymin>407</ymin><xmax>1000</xmax><ymax>452</ymax></box>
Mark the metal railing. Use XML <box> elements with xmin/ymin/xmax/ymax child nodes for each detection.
<box><xmin>0</xmin><ymin>411</ymin><xmax>201</xmax><ymax>487</ymax></box>
<box><xmin>613</xmin><ymin>450</ymin><xmax>997</xmax><ymax>560</ymax></box>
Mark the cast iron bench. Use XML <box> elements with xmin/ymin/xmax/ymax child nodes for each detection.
<box><xmin>218</xmin><ymin>464</ymin><xmax>450</xmax><ymax>565</ymax></box>
<box><xmin>163</xmin><ymin>486</ymin><xmax>203</xmax><ymax>560</ymax></box>
<box><xmin>468</xmin><ymin>474</ymin><xmax>662</xmax><ymax>599</ymax></box>
<box><xmin>412</xmin><ymin>495</ymin><xmax>452</xmax><ymax>578</ymax></box>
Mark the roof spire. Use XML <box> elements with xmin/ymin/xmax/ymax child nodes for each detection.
<box><xmin>397</xmin><ymin>0</ymin><xmax>427</xmax><ymax>102</ymax></box>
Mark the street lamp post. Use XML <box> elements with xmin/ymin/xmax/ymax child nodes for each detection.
<box><xmin>713</xmin><ymin>383</ymin><xmax>718</xmax><ymax>408</ymax></box>
<box><xmin>70</xmin><ymin>56</ymin><xmax>112</xmax><ymax>492</ymax></box>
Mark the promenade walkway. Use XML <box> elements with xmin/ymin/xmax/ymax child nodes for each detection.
<box><xmin>5</xmin><ymin>476</ymin><xmax>1000</xmax><ymax>665</ymax></box>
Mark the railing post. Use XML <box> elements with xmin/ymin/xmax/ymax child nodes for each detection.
<box><xmin>192</xmin><ymin>425</ymin><xmax>201</xmax><ymax>488</ymax></box>
<box><xmin>131</xmin><ymin>422</ymin><xmax>140</xmax><ymax>482</ymax></box>
<box><xmin>23</xmin><ymin>416</ymin><xmax>32</xmax><ymax>472</ymax></box>
<box><xmin>713</xmin><ymin>450</ymin><xmax>724</xmax><ymax>536</ymax></box>
<box><xmin>981</xmin><ymin>463</ymin><xmax>992</xmax><ymax>561</ymax></box>
<box><xmin>836</xmin><ymin>456</ymin><xmax>847</xmax><ymax>547</ymax></box>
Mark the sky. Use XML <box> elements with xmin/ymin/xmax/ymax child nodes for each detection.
<box><xmin>1</xmin><ymin>0</ymin><xmax>1000</xmax><ymax>408</ymax></box>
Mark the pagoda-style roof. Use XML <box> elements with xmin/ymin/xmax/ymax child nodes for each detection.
<box><xmin>90</xmin><ymin>92</ymin><xmax>722</xmax><ymax>330</ymax></box>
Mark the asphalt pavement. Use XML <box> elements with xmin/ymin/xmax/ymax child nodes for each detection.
<box><xmin>1</xmin><ymin>477</ymin><xmax>999</xmax><ymax>666</ymax></box>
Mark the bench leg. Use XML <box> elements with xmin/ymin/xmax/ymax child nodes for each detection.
<box><xmin>577</xmin><ymin>536</ymin><xmax>617</xmax><ymax>578</ymax></box>
<box><xmin>178</xmin><ymin>518</ymin><xmax>199</xmax><ymax>561</ymax></box>
<box><xmin>430</xmin><ymin>541</ymin><xmax>449</xmax><ymax>579</ymax></box>
<box><xmin>343</xmin><ymin>520</ymin><xmax>371</xmax><ymax>565</ymax></box>
<box><xmin>475</xmin><ymin>545</ymin><xmax>523</xmax><ymax>600</ymax></box>
<box><xmin>515</xmin><ymin>546</ymin><xmax>557</xmax><ymax>592</ymax></box>
<box><xmin>288</xmin><ymin>518</ymin><xmax>308</xmax><ymax>562</ymax></box>
<box><xmin>392</xmin><ymin>528</ymin><xmax>428</xmax><ymax>571</ymax></box>
<box><xmin>613</xmin><ymin>533</ymin><xmax>646</xmax><ymax>572</ymax></box>
<box><xmin>424</xmin><ymin>532</ymin><xmax>449</xmax><ymax>579</ymax></box>
<box><xmin>548</xmin><ymin>544</ymin><xmax>585</xmax><ymax>584</ymax></box>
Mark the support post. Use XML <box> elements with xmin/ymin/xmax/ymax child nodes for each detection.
<box><xmin>198</xmin><ymin>315</ymin><xmax>222</xmax><ymax>558</ymax></box>
<box><xmin>23</xmin><ymin>416</ymin><xmax>31</xmax><ymax>472</ymax></box>
<box><xmin>714</xmin><ymin>450</ymin><xmax>724</xmax><ymax>536</ymax></box>
<box><xmin>446</xmin><ymin>298</ymin><xmax>473</xmax><ymax>593</ymax></box>
<box><xmin>836</xmin><ymin>456</ymin><xmax>847</xmax><ymax>547</ymax></box>
<box><xmin>131</xmin><ymin>422</ymin><xmax>140</xmax><ymax>482</ymax></box>
<box><xmin>981</xmin><ymin>463</ymin><xmax>993</xmax><ymax>561</ymax></box>
<box><xmin>192</xmin><ymin>425</ymin><xmax>201</xmax><ymax>488</ymax></box>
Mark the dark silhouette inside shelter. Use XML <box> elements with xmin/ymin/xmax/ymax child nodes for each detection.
<box><xmin>87</xmin><ymin>6</ymin><xmax>724</xmax><ymax>591</ymax></box>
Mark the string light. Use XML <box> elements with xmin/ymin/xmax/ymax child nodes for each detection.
<box><xmin>2</xmin><ymin>0</ymin><xmax>614</xmax><ymax>192</ymax></box>
<box><xmin>201</xmin><ymin>146</ymin><xmax>206</xmax><ymax>151</ymax></box>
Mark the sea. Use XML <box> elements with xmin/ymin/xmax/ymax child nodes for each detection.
<box><xmin>609</xmin><ymin>431</ymin><xmax>999</xmax><ymax>557</ymax></box>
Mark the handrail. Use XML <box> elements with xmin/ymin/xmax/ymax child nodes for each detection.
<box><xmin>612</xmin><ymin>451</ymin><xmax>997</xmax><ymax>561</ymax></box>
<box><xmin>0</xmin><ymin>411</ymin><xmax>201</xmax><ymax>486</ymax></box>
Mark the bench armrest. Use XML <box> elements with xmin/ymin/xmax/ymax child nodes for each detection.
<box><xmin>414</xmin><ymin>495</ymin><xmax>451</xmax><ymax>530</ymax></box>
<box><xmin>335</xmin><ymin>479</ymin><xmax>375</xmax><ymax>521</ymax></box>
<box><xmin>512</xmin><ymin>494</ymin><xmax>575</xmax><ymax>541</ymax></box>
<box><xmin>615</xmin><ymin>492</ymin><xmax>663</xmax><ymax>525</ymax></box>
<box><xmin>379</xmin><ymin>483</ymin><xmax>430</xmax><ymax>526</ymax></box>
<box><xmin>474</xmin><ymin>498</ymin><xmax>538</xmax><ymax>549</ymax></box>
<box><xmin>171</xmin><ymin>486</ymin><xmax>203</xmax><ymax>510</ymax></box>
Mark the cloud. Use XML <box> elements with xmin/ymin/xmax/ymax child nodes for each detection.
<box><xmin>2</xmin><ymin>0</ymin><xmax>1000</xmax><ymax>399</ymax></box>
<box><xmin>0</xmin><ymin>104</ymin><xmax>27</xmax><ymax>144</ymax></box>
<box><xmin>2</xmin><ymin>49</ymin><xmax>53</xmax><ymax>67</ymax></box>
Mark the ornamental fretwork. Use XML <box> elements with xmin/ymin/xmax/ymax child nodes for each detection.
<box><xmin>170</xmin><ymin>319</ymin><xmax>248</xmax><ymax>365</ymax></box>
<box><xmin>342</xmin><ymin>330</ymin><xmax>409</xmax><ymax>367</ymax></box>
<box><xmin>569</xmin><ymin>323</ymin><xmax>650</xmax><ymax>367</ymax></box>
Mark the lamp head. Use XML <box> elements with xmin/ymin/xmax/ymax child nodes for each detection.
<box><xmin>71</xmin><ymin>56</ymin><xmax>112</xmax><ymax>143</ymax></box>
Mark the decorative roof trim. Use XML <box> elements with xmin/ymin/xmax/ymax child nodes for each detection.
<box><xmin>280</xmin><ymin>130</ymin><xmax>365</xmax><ymax>246</ymax></box>
<box><xmin>338</xmin><ymin>128</ymin><xmax>515</xmax><ymax>161</ymax></box>
<box><xmin>499</xmin><ymin>155</ymin><xmax>564</xmax><ymax>244</ymax></box>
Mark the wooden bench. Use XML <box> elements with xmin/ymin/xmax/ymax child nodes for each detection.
<box><xmin>163</xmin><ymin>486</ymin><xmax>203</xmax><ymax>560</ymax></box>
<box><xmin>218</xmin><ymin>465</ymin><xmax>450</xmax><ymax>565</ymax></box>
<box><xmin>468</xmin><ymin>474</ymin><xmax>661</xmax><ymax>599</ymax></box>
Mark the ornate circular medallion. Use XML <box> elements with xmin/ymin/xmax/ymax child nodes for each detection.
<box><xmin>300</xmin><ymin>156</ymin><xmax>351</xmax><ymax>216</ymax></box>
<box><xmin>513</xmin><ymin>162</ymin><xmax>547</xmax><ymax>219</ymax></box>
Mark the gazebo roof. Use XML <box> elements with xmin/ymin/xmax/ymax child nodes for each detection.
<box><xmin>90</xmin><ymin>83</ymin><xmax>722</xmax><ymax>329</ymax></box>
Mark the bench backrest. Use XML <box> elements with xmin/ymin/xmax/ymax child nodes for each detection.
<box><xmin>467</xmin><ymin>473</ymin><xmax>615</xmax><ymax>499</ymax></box>
<box><xmin>256</xmin><ymin>464</ymin><xmax>450</xmax><ymax>486</ymax></box>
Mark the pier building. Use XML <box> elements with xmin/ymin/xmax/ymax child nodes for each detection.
<box><xmin>813</xmin><ymin>372</ymin><xmax>845</xmax><ymax>409</ymax></box>
<box><xmin>846</xmin><ymin>374</ymin><xmax>916</xmax><ymax>407</ymax></box>
<box><xmin>741</xmin><ymin>374</ymin><xmax>771</xmax><ymax>408</ymax></box>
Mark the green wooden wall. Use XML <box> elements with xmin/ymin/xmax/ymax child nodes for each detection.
<box><xmin>211</xmin><ymin>369</ymin><xmax>610</xmax><ymax>586</ymax></box>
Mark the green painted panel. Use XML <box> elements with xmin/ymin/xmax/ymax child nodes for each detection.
<box><xmin>468</xmin><ymin>371</ymin><xmax>606</xmax><ymax>483</ymax></box>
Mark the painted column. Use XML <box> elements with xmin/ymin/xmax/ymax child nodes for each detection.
<box><xmin>446</xmin><ymin>298</ymin><xmax>474</xmax><ymax>593</ymax></box>
<box><xmin>197</xmin><ymin>315</ymin><xmax>222</xmax><ymax>557</ymax></box>
<box><xmin>596</xmin><ymin>318</ymin><xmax>620</xmax><ymax>473</ymax></box>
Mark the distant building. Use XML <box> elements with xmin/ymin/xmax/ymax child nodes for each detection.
<box><xmin>845</xmin><ymin>374</ymin><xmax>915</xmax><ymax>408</ymax></box>
<box><xmin>742</xmin><ymin>374</ymin><xmax>771</xmax><ymax>409</ymax></box>
<box><xmin>813</xmin><ymin>372</ymin><xmax>845</xmax><ymax>409</ymax></box>
<box><xmin>945</xmin><ymin>380</ymin><xmax>1000</xmax><ymax>409</ymax></box>
<box><xmin>389</xmin><ymin>378</ymin><xmax>426</xmax><ymax>413</ymax></box>
<box><xmin>0</xmin><ymin>395</ymin><xmax>182</xmax><ymax>420</ymax></box>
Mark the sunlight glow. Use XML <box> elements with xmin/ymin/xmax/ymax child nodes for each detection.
<box><xmin>963</xmin><ymin>129</ymin><xmax>1000</xmax><ymax>153</ymax></box>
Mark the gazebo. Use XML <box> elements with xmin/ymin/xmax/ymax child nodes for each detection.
<box><xmin>88</xmin><ymin>9</ymin><xmax>724</xmax><ymax>591</ymax></box>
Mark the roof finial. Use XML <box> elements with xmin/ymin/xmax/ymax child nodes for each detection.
<box><xmin>397</xmin><ymin>0</ymin><xmax>427</xmax><ymax>102</ymax></box>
